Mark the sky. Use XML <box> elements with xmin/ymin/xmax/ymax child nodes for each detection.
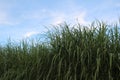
<box><xmin>0</xmin><ymin>0</ymin><xmax>120</xmax><ymax>44</ymax></box>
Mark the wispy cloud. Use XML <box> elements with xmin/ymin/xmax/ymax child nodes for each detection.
<box><xmin>72</xmin><ymin>11</ymin><xmax>89</xmax><ymax>25</ymax></box>
<box><xmin>0</xmin><ymin>11</ymin><xmax>9</xmax><ymax>24</ymax></box>
<box><xmin>21</xmin><ymin>9</ymin><xmax>49</xmax><ymax>20</ymax></box>
<box><xmin>0</xmin><ymin>2</ymin><xmax>20</xmax><ymax>26</ymax></box>
<box><xmin>50</xmin><ymin>10</ymin><xmax>88</xmax><ymax>25</ymax></box>
<box><xmin>24</xmin><ymin>31</ymin><xmax>40</xmax><ymax>38</ymax></box>
<box><xmin>50</xmin><ymin>12</ymin><xmax>66</xmax><ymax>25</ymax></box>
<box><xmin>20</xmin><ymin>0</ymin><xmax>89</xmax><ymax>26</ymax></box>
<box><xmin>115</xmin><ymin>3</ymin><xmax>120</xmax><ymax>7</ymax></box>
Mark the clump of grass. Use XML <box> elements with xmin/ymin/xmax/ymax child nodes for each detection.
<box><xmin>0</xmin><ymin>21</ymin><xmax>120</xmax><ymax>80</ymax></box>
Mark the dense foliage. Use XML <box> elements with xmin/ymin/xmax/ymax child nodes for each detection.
<box><xmin>0</xmin><ymin>21</ymin><xmax>120</xmax><ymax>80</ymax></box>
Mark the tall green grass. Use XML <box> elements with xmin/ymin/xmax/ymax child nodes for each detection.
<box><xmin>0</xmin><ymin>21</ymin><xmax>120</xmax><ymax>80</ymax></box>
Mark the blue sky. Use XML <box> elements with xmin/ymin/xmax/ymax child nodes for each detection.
<box><xmin>0</xmin><ymin>0</ymin><xmax>120</xmax><ymax>44</ymax></box>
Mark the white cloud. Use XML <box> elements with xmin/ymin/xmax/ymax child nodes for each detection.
<box><xmin>115</xmin><ymin>3</ymin><xmax>120</xmax><ymax>7</ymax></box>
<box><xmin>51</xmin><ymin>13</ymin><xmax>66</xmax><ymax>25</ymax></box>
<box><xmin>20</xmin><ymin>2</ymin><xmax>89</xmax><ymax>26</ymax></box>
<box><xmin>73</xmin><ymin>12</ymin><xmax>89</xmax><ymax>25</ymax></box>
<box><xmin>24</xmin><ymin>31</ymin><xmax>39</xmax><ymax>38</ymax></box>
<box><xmin>52</xmin><ymin>17</ymin><xmax>64</xmax><ymax>25</ymax></box>
<box><xmin>0</xmin><ymin>2</ymin><xmax>19</xmax><ymax>25</ymax></box>
<box><xmin>0</xmin><ymin>12</ymin><xmax>8</xmax><ymax>24</ymax></box>
<box><xmin>50</xmin><ymin>10</ymin><xmax>89</xmax><ymax>26</ymax></box>
<box><xmin>0</xmin><ymin>9</ymin><xmax>19</xmax><ymax>25</ymax></box>
<box><xmin>21</xmin><ymin>9</ymin><xmax>49</xmax><ymax>20</ymax></box>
